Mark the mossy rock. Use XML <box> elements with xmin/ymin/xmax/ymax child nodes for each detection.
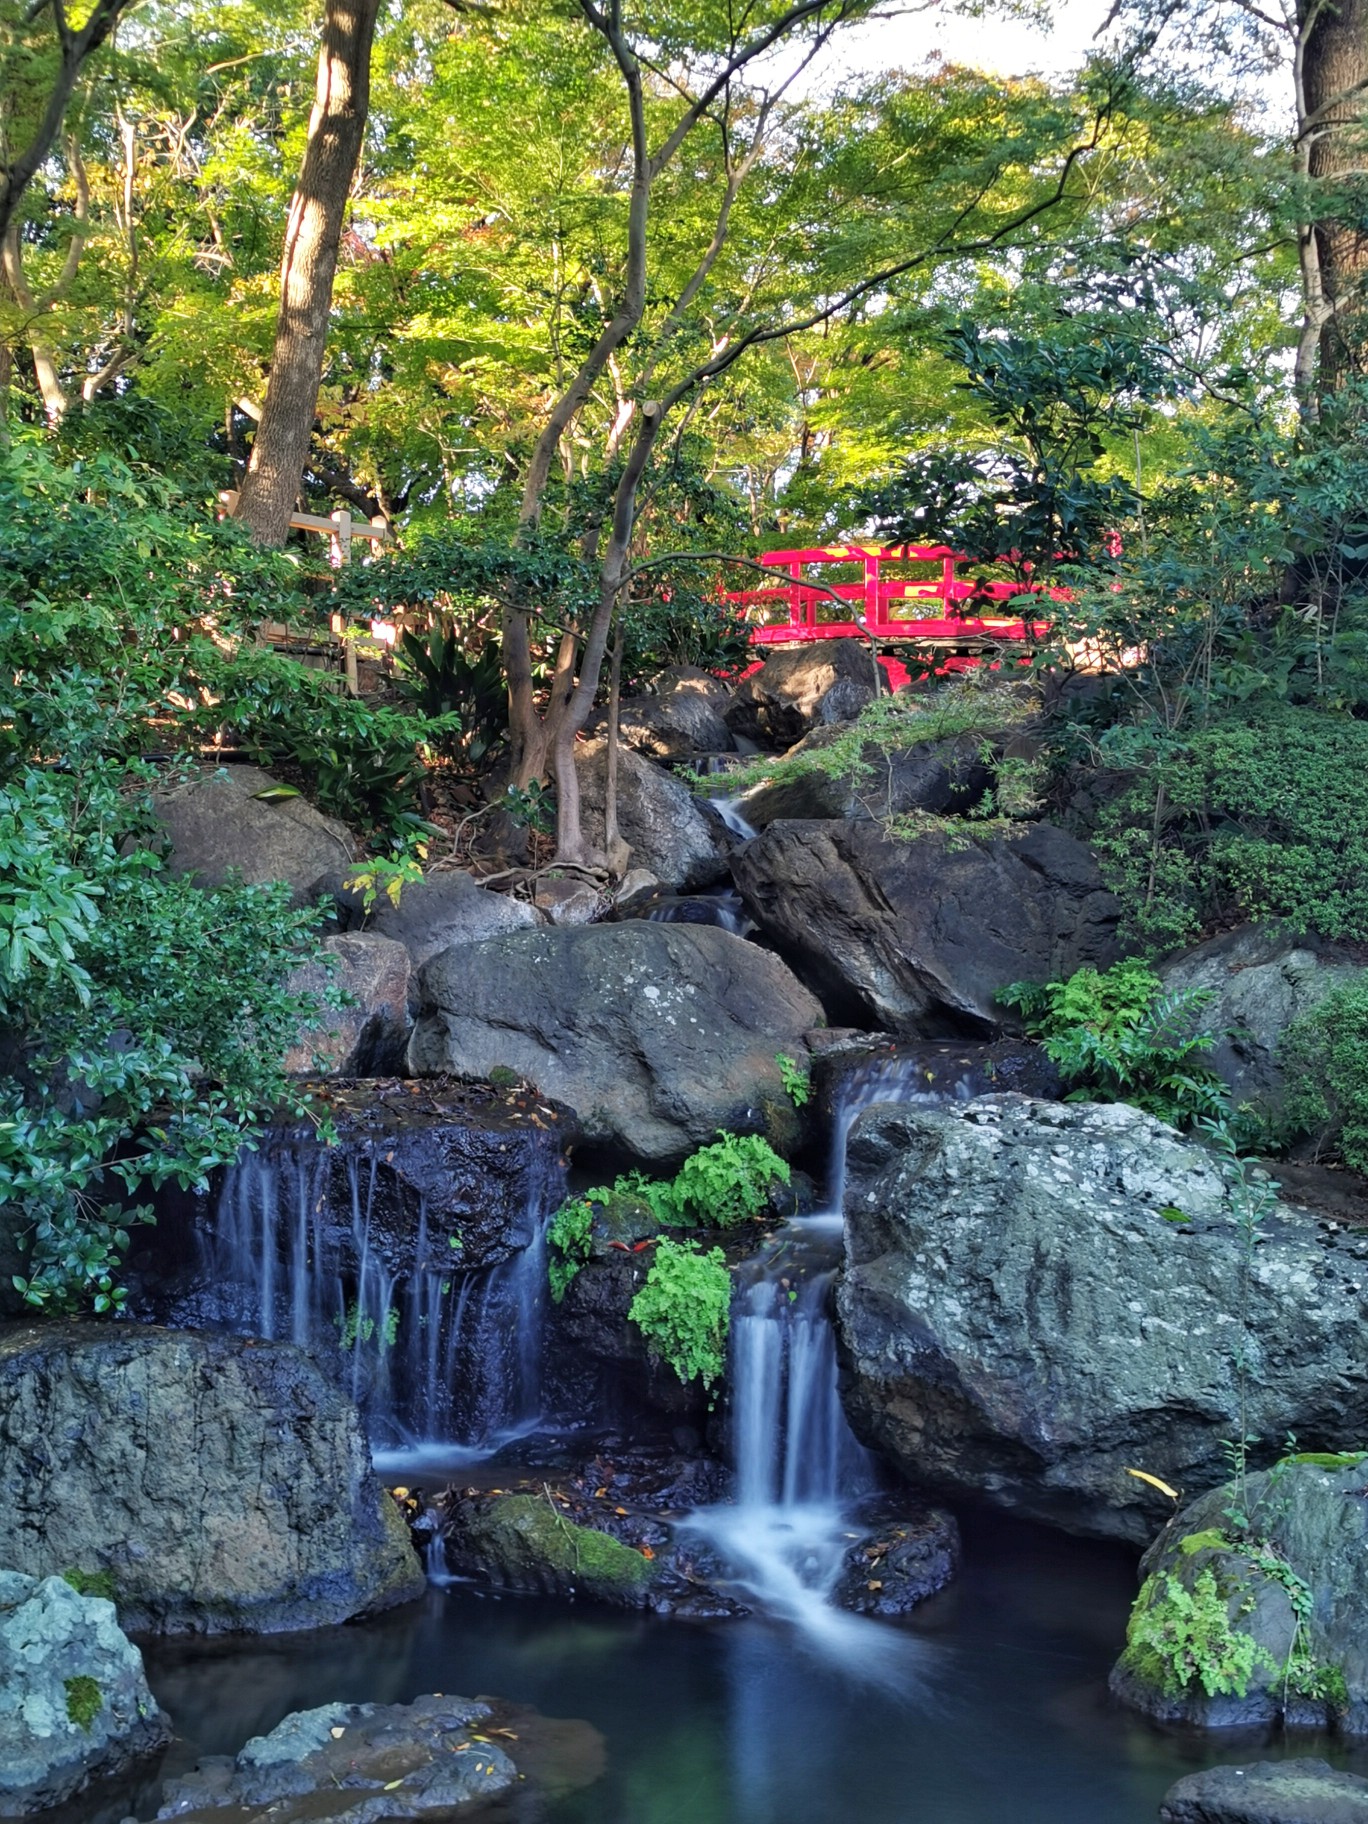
<box><xmin>439</xmin><ymin>1494</ymin><xmax>659</xmax><ymax>1607</ymax></box>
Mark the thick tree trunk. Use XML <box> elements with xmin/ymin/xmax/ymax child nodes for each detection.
<box><xmin>234</xmin><ymin>0</ymin><xmax>379</xmax><ymax>547</ymax></box>
<box><xmin>1302</xmin><ymin>0</ymin><xmax>1368</xmax><ymax>389</ymax></box>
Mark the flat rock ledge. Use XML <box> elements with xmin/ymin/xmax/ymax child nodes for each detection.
<box><xmin>1160</xmin><ymin>1760</ymin><xmax>1368</xmax><ymax>1823</ymax></box>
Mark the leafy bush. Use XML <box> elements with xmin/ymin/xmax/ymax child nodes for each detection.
<box><xmin>1000</xmin><ymin>958</ymin><xmax>1227</xmax><ymax>1129</ymax></box>
<box><xmin>1280</xmin><ymin>981</ymin><xmax>1368</xmax><ymax>1171</ymax></box>
<box><xmin>1121</xmin><ymin>1565</ymin><xmax>1273</xmax><ymax>1699</ymax></box>
<box><xmin>1096</xmin><ymin>709</ymin><xmax>1368</xmax><ymax>953</ymax></box>
<box><xmin>547</xmin><ymin>1196</ymin><xmax>596</xmax><ymax>1304</ymax></box>
<box><xmin>664</xmin><ymin>1133</ymin><xmax>791</xmax><ymax>1228</ymax></box>
<box><xmin>628</xmin><ymin>1239</ymin><xmax>732</xmax><ymax>1388</ymax></box>
<box><xmin>393</xmin><ymin>621</ymin><xmax>507</xmax><ymax>768</ymax></box>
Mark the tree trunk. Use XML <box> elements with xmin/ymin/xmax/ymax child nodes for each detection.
<box><xmin>233</xmin><ymin>0</ymin><xmax>379</xmax><ymax>547</ymax></box>
<box><xmin>1303</xmin><ymin>0</ymin><xmax>1368</xmax><ymax>389</ymax></box>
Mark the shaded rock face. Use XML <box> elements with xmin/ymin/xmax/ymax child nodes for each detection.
<box><xmin>731</xmin><ymin>733</ymin><xmax>991</xmax><ymax>830</ymax></box>
<box><xmin>1161</xmin><ymin>924</ymin><xmax>1364</xmax><ymax>1119</ymax></box>
<box><xmin>574</xmin><ymin>739</ymin><xmax>730</xmax><ymax>891</ymax></box>
<box><xmin>0</xmin><ymin>1325</ymin><xmax>424</xmax><ymax>1634</ymax></box>
<box><xmin>1114</xmin><ymin>1460</ymin><xmax>1368</xmax><ymax>1737</ymax></box>
<box><xmin>834</xmin><ymin>1097</ymin><xmax>1368</xmax><ymax>1544</ymax></box>
<box><xmin>1160</xmin><ymin>1760</ymin><xmax>1368</xmax><ymax>1823</ymax></box>
<box><xmin>613</xmin><ymin>673</ymin><xmax>736</xmax><ymax>763</ymax></box>
<box><xmin>408</xmin><ymin>923</ymin><xmax>822</xmax><ymax>1165</ymax></box>
<box><xmin>149</xmin><ymin>765</ymin><xmax>353</xmax><ymax>905</ymax></box>
<box><xmin>725</xmin><ymin>644</ymin><xmax>878</xmax><ymax>747</ymax></box>
<box><xmin>832</xmin><ymin>1499</ymin><xmax>961</xmax><ymax>1617</ymax></box>
<box><xmin>0</xmin><ymin>1572</ymin><xmax>169</xmax><ymax>1816</ymax></box>
<box><xmin>281</xmin><ymin>933</ymin><xmax>411</xmax><ymax>1076</ymax></box>
<box><xmin>810</xmin><ymin>1037</ymin><xmax>1061</xmax><ymax>1137</ymax></box>
<box><xmin>732</xmin><ymin>819</ymin><xmax>1122</xmax><ymax>1035</ymax></box>
<box><xmin>318</xmin><ymin>868</ymin><xmax>541</xmax><ymax>973</ymax></box>
<box><xmin>152</xmin><ymin>1697</ymin><xmax>518</xmax><ymax>1822</ymax></box>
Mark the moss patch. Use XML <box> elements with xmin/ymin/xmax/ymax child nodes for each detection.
<box><xmin>462</xmin><ymin>1495</ymin><xmax>658</xmax><ymax>1602</ymax></box>
<box><xmin>61</xmin><ymin>1568</ymin><xmax>117</xmax><ymax>1601</ymax></box>
<box><xmin>64</xmin><ymin>1675</ymin><xmax>102</xmax><ymax>1731</ymax></box>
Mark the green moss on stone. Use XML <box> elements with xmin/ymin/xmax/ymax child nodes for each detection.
<box><xmin>473</xmin><ymin>1495</ymin><xmax>657</xmax><ymax>1597</ymax></box>
<box><xmin>1278</xmin><ymin>1451</ymin><xmax>1368</xmax><ymax>1471</ymax></box>
<box><xmin>64</xmin><ymin>1675</ymin><xmax>102</xmax><ymax>1731</ymax></box>
<box><xmin>61</xmin><ymin>1568</ymin><xmax>117</xmax><ymax>1601</ymax></box>
<box><xmin>1177</xmin><ymin>1529</ymin><xmax>1233</xmax><ymax>1557</ymax></box>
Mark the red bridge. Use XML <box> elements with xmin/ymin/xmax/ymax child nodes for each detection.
<box><xmin>728</xmin><ymin>544</ymin><xmax>1061</xmax><ymax>662</ymax></box>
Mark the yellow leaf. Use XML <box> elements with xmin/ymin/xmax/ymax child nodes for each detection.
<box><xmin>329</xmin><ymin>1727</ymin><xmax>346</xmax><ymax>1739</ymax></box>
<box><xmin>383</xmin><ymin>1780</ymin><xmax>403</xmax><ymax>1790</ymax></box>
<box><xmin>1126</xmin><ymin>1467</ymin><xmax>1180</xmax><ymax>1501</ymax></box>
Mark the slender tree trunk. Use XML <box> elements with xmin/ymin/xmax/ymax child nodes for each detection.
<box><xmin>234</xmin><ymin>0</ymin><xmax>379</xmax><ymax>547</ymax></box>
<box><xmin>1301</xmin><ymin>0</ymin><xmax>1368</xmax><ymax>391</ymax></box>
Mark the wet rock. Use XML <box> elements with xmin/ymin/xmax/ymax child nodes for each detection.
<box><xmin>409</xmin><ymin>923</ymin><xmax>821</xmax><ymax>1165</ymax></box>
<box><xmin>835</xmin><ymin>1096</ymin><xmax>1368</xmax><ymax>1544</ymax></box>
<box><xmin>833</xmin><ymin>1501</ymin><xmax>961</xmax><ymax>1616</ymax></box>
<box><xmin>1113</xmin><ymin>1459</ymin><xmax>1368</xmax><ymax>1735</ymax></box>
<box><xmin>0</xmin><ymin>1324</ymin><xmax>424</xmax><ymax>1633</ymax></box>
<box><xmin>810</xmin><ymin>1038</ymin><xmax>1060</xmax><ymax>1135</ymax></box>
<box><xmin>725</xmin><ymin>645</ymin><xmax>880</xmax><ymax>747</ymax></box>
<box><xmin>150</xmin><ymin>1696</ymin><xmax>516</xmax><ymax>1820</ymax></box>
<box><xmin>0</xmin><ymin>1572</ymin><xmax>169</xmax><ymax>1816</ymax></box>
<box><xmin>316</xmin><ymin>868</ymin><xmax>540</xmax><ymax>972</ymax></box>
<box><xmin>534</xmin><ymin>877</ymin><xmax>603</xmax><ymax>926</ymax></box>
<box><xmin>574</xmin><ymin>739</ymin><xmax>730</xmax><ymax>890</ymax></box>
<box><xmin>731</xmin><ymin>732</ymin><xmax>990</xmax><ymax>830</ymax></box>
<box><xmin>1160</xmin><ymin>1760</ymin><xmax>1368</xmax><ymax>1822</ymax></box>
<box><xmin>731</xmin><ymin>819</ymin><xmax>1121</xmax><ymax>1035</ymax></box>
<box><xmin>281</xmin><ymin>934</ymin><xmax>411</xmax><ymax>1076</ymax></box>
<box><xmin>1161</xmin><ymin>924</ymin><xmax>1364</xmax><ymax>1123</ymax></box>
<box><xmin>149</xmin><ymin>765</ymin><xmax>354</xmax><ymax>905</ymax></box>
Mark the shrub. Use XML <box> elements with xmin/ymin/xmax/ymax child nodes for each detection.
<box><xmin>628</xmin><ymin>1239</ymin><xmax>732</xmax><ymax>1388</ymax></box>
<box><xmin>1280</xmin><ymin>980</ymin><xmax>1368</xmax><ymax>1171</ymax></box>
<box><xmin>1121</xmin><ymin>1565</ymin><xmax>1273</xmax><ymax>1699</ymax></box>
<box><xmin>664</xmin><ymin>1133</ymin><xmax>791</xmax><ymax>1229</ymax></box>
<box><xmin>1000</xmin><ymin>957</ymin><xmax>1227</xmax><ymax>1129</ymax></box>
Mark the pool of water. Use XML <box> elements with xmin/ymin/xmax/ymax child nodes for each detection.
<box><xmin>97</xmin><ymin>1506</ymin><xmax>1368</xmax><ymax>1824</ymax></box>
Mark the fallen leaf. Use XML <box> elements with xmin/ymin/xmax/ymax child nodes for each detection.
<box><xmin>867</xmin><ymin>1580</ymin><xmax>883</xmax><ymax>1591</ymax></box>
<box><xmin>329</xmin><ymin>1727</ymin><xmax>346</xmax><ymax>1739</ymax></box>
<box><xmin>614</xmin><ymin>1507</ymin><xmax>628</xmax><ymax>1516</ymax></box>
<box><xmin>640</xmin><ymin>1545</ymin><xmax>656</xmax><ymax>1560</ymax></box>
<box><xmin>1126</xmin><ymin>1467</ymin><xmax>1180</xmax><ymax>1501</ymax></box>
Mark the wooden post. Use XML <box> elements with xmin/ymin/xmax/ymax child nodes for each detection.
<box><xmin>329</xmin><ymin>510</ymin><xmax>359</xmax><ymax>694</ymax></box>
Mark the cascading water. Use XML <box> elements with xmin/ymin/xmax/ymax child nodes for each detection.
<box><xmin>708</xmin><ymin>792</ymin><xmax>758</xmax><ymax>841</ymax></box>
<box><xmin>195</xmin><ymin>1134</ymin><xmax>564</xmax><ymax>1462</ymax></box>
<box><xmin>686</xmin><ymin>1053</ymin><xmax>977</xmax><ymax>1674</ymax></box>
<box><xmin>644</xmin><ymin>886</ymin><xmax>754</xmax><ymax>936</ymax></box>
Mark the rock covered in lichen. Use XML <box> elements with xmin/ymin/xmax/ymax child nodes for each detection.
<box><xmin>835</xmin><ymin>1095</ymin><xmax>1368</xmax><ymax>1542</ymax></box>
<box><xmin>1112</xmin><ymin>1457</ymin><xmax>1368</xmax><ymax>1735</ymax></box>
<box><xmin>1160</xmin><ymin>1759</ymin><xmax>1368</xmax><ymax>1823</ymax></box>
<box><xmin>0</xmin><ymin>1571</ymin><xmax>169</xmax><ymax>1816</ymax></box>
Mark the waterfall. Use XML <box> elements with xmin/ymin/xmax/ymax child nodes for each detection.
<box><xmin>644</xmin><ymin>886</ymin><xmax>754</xmax><ymax>936</ymax></box>
<box><xmin>708</xmin><ymin>793</ymin><xmax>758</xmax><ymax>841</ymax></box>
<box><xmin>684</xmin><ymin>1053</ymin><xmax>968</xmax><ymax>1673</ymax></box>
<box><xmin>194</xmin><ymin>1133</ymin><xmax>563</xmax><ymax>1461</ymax></box>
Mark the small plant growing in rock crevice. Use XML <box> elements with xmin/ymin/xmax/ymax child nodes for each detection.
<box><xmin>64</xmin><ymin>1675</ymin><xmax>103</xmax><ymax>1732</ymax></box>
<box><xmin>1120</xmin><ymin>1564</ymin><xmax>1273</xmax><ymax>1699</ymax></box>
<box><xmin>628</xmin><ymin>1239</ymin><xmax>731</xmax><ymax>1388</ymax></box>
<box><xmin>776</xmin><ymin>1052</ymin><xmax>811</xmax><ymax>1109</ymax></box>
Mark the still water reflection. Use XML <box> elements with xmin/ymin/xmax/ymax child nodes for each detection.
<box><xmin>112</xmin><ymin>1509</ymin><xmax>1368</xmax><ymax>1824</ymax></box>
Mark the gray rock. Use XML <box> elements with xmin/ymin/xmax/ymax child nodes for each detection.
<box><xmin>835</xmin><ymin>1096</ymin><xmax>1368</xmax><ymax>1543</ymax></box>
<box><xmin>317</xmin><ymin>868</ymin><xmax>541</xmax><ymax>972</ymax></box>
<box><xmin>534</xmin><ymin>877</ymin><xmax>603</xmax><ymax>926</ymax></box>
<box><xmin>574</xmin><ymin>739</ymin><xmax>730</xmax><ymax>891</ymax></box>
<box><xmin>0</xmin><ymin>1325</ymin><xmax>424</xmax><ymax>1633</ymax></box>
<box><xmin>408</xmin><ymin>922</ymin><xmax>822</xmax><ymax>1164</ymax></box>
<box><xmin>153</xmin><ymin>1695</ymin><xmax>516</xmax><ymax>1821</ymax></box>
<box><xmin>1115</xmin><ymin>1460</ymin><xmax>1368</xmax><ymax>1735</ymax></box>
<box><xmin>1160</xmin><ymin>1760</ymin><xmax>1368</xmax><ymax>1822</ymax></box>
<box><xmin>0</xmin><ymin>1572</ymin><xmax>169</xmax><ymax>1815</ymax></box>
<box><xmin>725</xmin><ymin>643</ymin><xmax>881</xmax><ymax>747</ymax></box>
<box><xmin>1161</xmin><ymin>925</ymin><xmax>1364</xmax><ymax>1119</ymax></box>
<box><xmin>832</xmin><ymin>1501</ymin><xmax>960</xmax><ymax>1616</ymax></box>
<box><xmin>812</xmin><ymin>675</ymin><xmax>874</xmax><ymax>725</ymax></box>
<box><xmin>732</xmin><ymin>819</ymin><xmax>1121</xmax><ymax>1035</ymax></box>
<box><xmin>150</xmin><ymin>766</ymin><xmax>354</xmax><ymax>905</ymax></box>
<box><xmin>612</xmin><ymin>679</ymin><xmax>736</xmax><ymax>762</ymax></box>
<box><xmin>731</xmin><ymin>732</ymin><xmax>991</xmax><ymax>829</ymax></box>
<box><xmin>281</xmin><ymin>933</ymin><xmax>410</xmax><ymax>1075</ymax></box>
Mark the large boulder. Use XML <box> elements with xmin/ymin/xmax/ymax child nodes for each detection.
<box><xmin>0</xmin><ymin>1325</ymin><xmax>424</xmax><ymax>1633</ymax></box>
<box><xmin>0</xmin><ymin>1572</ymin><xmax>169</xmax><ymax>1815</ymax></box>
<box><xmin>318</xmin><ymin>868</ymin><xmax>541</xmax><ymax>972</ymax></box>
<box><xmin>1114</xmin><ymin>1459</ymin><xmax>1368</xmax><ymax>1736</ymax></box>
<box><xmin>731</xmin><ymin>819</ymin><xmax>1121</xmax><ymax>1035</ymax></box>
<box><xmin>150</xmin><ymin>1698</ymin><xmax>521</xmax><ymax>1822</ymax></box>
<box><xmin>731</xmin><ymin>732</ymin><xmax>991</xmax><ymax>830</ymax></box>
<box><xmin>408</xmin><ymin>923</ymin><xmax>822</xmax><ymax>1164</ymax></box>
<box><xmin>281</xmin><ymin>933</ymin><xmax>411</xmax><ymax>1075</ymax></box>
<box><xmin>149</xmin><ymin>766</ymin><xmax>354</xmax><ymax>905</ymax></box>
<box><xmin>1161</xmin><ymin>924</ymin><xmax>1364</xmax><ymax>1119</ymax></box>
<box><xmin>612</xmin><ymin>670</ymin><xmax>736</xmax><ymax>763</ymax></box>
<box><xmin>574</xmin><ymin>739</ymin><xmax>730</xmax><ymax>891</ymax></box>
<box><xmin>724</xmin><ymin>644</ymin><xmax>877</xmax><ymax>747</ymax></box>
<box><xmin>835</xmin><ymin>1096</ymin><xmax>1368</xmax><ymax>1543</ymax></box>
<box><xmin>1160</xmin><ymin>1761</ymin><xmax>1368</xmax><ymax>1823</ymax></box>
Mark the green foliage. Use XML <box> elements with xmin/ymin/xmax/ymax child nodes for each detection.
<box><xmin>1280</xmin><ymin>981</ymin><xmax>1368</xmax><ymax>1171</ymax></box>
<box><xmin>1121</xmin><ymin>1566</ymin><xmax>1273</xmax><ymax>1699</ymax></box>
<box><xmin>664</xmin><ymin>1134</ymin><xmax>791</xmax><ymax>1229</ymax></box>
<box><xmin>336</xmin><ymin>1301</ymin><xmax>399</xmax><ymax>1349</ymax></box>
<box><xmin>629</xmin><ymin>1239</ymin><xmax>732</xmax><ymax>1389</ymax></box>
<box><xmin>60</xmin><ymin>1569</ymin><xmax>117</xmax><ymax>1602</ymax></box>
<box><xmin>547</xmin><ymin>1196</ymin><xmax>597</xmax><ymax>1304</ymax></box>
<box><xmin>1000</xmin><ymin>959</ymin><xmax>1227</xmax><ymax>1128</ymax></box>
<box><xmin>343</xmin><ymin>853</ymin><xmax>425</xmax><ymax>919</ymax></box>
<box><xmin>393</xmin><ymin>621</ymin><xmax>505</xmax><ymax>769</ymax></box>
<box><xmin>64</xmin><ymin>1676</ymin><xmax>103</xmax><ymax>1732</ymax></box>
<box><xmin>776</xmin><ymin>1053</ymin><xmax>811</xmax><ymax>1109</ymax></box>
